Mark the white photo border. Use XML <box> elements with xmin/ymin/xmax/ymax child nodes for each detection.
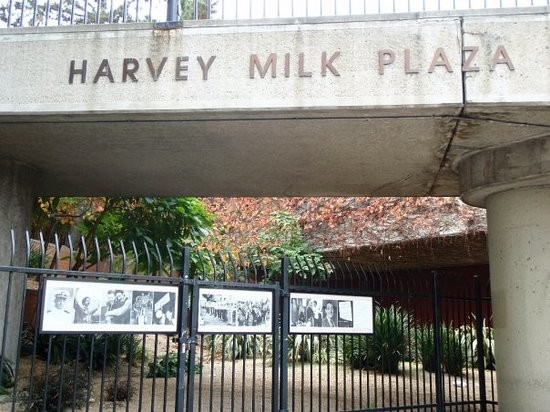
<box><xmin>39</xmin><ymin>277</ymin><xmax>180</xmax><ymax>334</ymax></box>
<box><xmin>197</xmin><ymin>287</ymin><xmax>274</xmax><ymax>334</ymax></box>
<box><xmin>289</xmin><ymin>292</ymin><xmax>374</xmax><ymax>335</ymax></box>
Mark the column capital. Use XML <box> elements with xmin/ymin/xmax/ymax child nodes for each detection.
<box><xmin>458</xmin><ymin>135</ymin><xmax>550</xmax><ymax>207</ymax></box>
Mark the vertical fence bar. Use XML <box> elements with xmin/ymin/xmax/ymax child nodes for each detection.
<box><xmin>474</xmin><ymin>275</ymin><xmax>488</xmax><ymax>412</ymax></box>
<box><xmin>432</xmin><ymin>271</ymin><xmax>445</xmax><ymax>412</ymax></box>
<box><xmin>166</xmin><ymin>0</ymin><xmax>178</xmax><ymax>21</ymax></box>
<box><xmin>186</xmin><ymin>277</ymin><xmax>199</xmax><ymax>412</ymax></box>
<box><xmin>273</xmin><ymin>257</ymin><xmax>290</xmax><ymax>411</ymax></box>
<box><xmin>279</xmin><ymin>257</ymin><xmax>289</xmax><ymax>412</ymax></box>
<box><xmin>175</xmin><ymin>247</ymin><xmax>191</xmax><ymax>411</ymax></box>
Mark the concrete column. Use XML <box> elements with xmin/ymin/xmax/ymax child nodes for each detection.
<box><xmin>0</xmin><ymin>158</ymin><xmax>36</xmax><ymax>362</ymax></box>
<box><xmin>486</xmin><ymin>187</ymin><xmax>550</xmax><ymax>409</ymax></box>
<box><xmin>458</xmin><ymin>135</ymin><xmax>550</xmax><ymax>411</ymax></box>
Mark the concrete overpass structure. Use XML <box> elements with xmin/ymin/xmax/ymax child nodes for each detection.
<box><xmin>0</xmin><ymin>5</ymin><xmax>549</xmax><ymax>410</ymax></box>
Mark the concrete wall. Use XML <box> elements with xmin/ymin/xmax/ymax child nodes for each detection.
<box><xmin>0</xmin><ymin>17</ymin><xmax>465</xmax><ymax>114</ymax></box>
<box><xmin>0</xmin><ymin>159</ymin><xmax>35</xmax><ymax>361</ymax></box>
<box><xmin>0</xmin><ymin>10</ymin><xmax>546</xmax><ymax>117</ymax></box>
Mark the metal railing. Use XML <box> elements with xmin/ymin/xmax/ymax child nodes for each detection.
<box><xmin>0</xmin><ymin>230</ymin><xmax>497</xmax><ymax>411</ymax></box>
<box><xmin>0</xmin><ymin>0</ymin><xmax>548</xmax><ymax>28</ymax></box>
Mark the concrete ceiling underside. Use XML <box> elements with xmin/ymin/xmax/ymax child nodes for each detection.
<box><xmin>0</xmin><ymin>106</ymin><xmax>549</xmax><ymax>197</ymax></box>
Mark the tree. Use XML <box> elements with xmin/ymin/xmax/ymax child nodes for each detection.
<box><xmin>33</xmin><ymin>196</ymin><xmax>214</xmax><ymax>273</ymax></box>
<box><xmin>1</xmin><ymin>0</ymin><xmax>216</xmax><ymax>27</ymax></box>
<box><xmin>181</xmin><ymin>0</ymin><xmax>215</xmax><ymax>19</ymax></box>
<box><xmin>254</xmin><ymin>211</ymin><xmax>327</xmax><ymax>280</ymax></box>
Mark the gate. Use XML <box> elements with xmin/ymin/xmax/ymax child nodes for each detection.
<box><xmin>0</xmin><ymin>232</ymin><xmax>497</xmax><ymax>411</ymax></box>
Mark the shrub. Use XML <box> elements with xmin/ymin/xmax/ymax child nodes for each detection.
<box><xmin>34</xmin><ymin>333</ymin><xmax>144</xmax><ymax>370</ymax></box>
<box><xmin>208</xmin><ymin>334</ymin><xmax>272</xmax><ymax>360</ymax></box>
<box><xmin>147</xmin><ymin>352</ymin><xmax>179</xmax><ymax>378</ymax></box>
<box><xmin>481</xmin><ymin>322</ymin><xmax>496</xmax><ymax>370</ymax></box>
<box><xmin>288</xmin><ymin>334</ymin><xmax>340</xmax><ymax>364</ymax></box>
<box><xmin>458</xmin><ymin>317</ymin><xmax>496</xmax><ymax>371</ymax></box>
<box><xmin>344</xmin><ymin>305</ymin><xmax>412</xmax><ymax>374</ymax></box>
<box><xmin>21</xmin><ymin>363</ymin><xmax>90</xmax><ymax>411</ymax></box>
<box><xmin>0</xmin><ymin>356</ymin><xmax>15</xmax><ymax>393</ymax></box>
<box><xmin>146</xmin><ymin>352</ymin><xmax>202</xmax><ymax>378</ymax></box>
<box><xmin>104</xmin><ymin>379</ymin><xmax>135</xmax><ymax>402</ymax></box>
<box><xmin>441</xmin><ymin>324</ymin><xmax>472</xmax><ymax>376</ymax></box>
<box><xmin>416</xmin><ymin>325</ymin><xmax>438</xmax><ymax>372</ymax></box>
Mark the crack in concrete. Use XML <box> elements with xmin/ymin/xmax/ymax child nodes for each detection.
<box><xmin>427</xmin><ymin>17</ymin><xmax>466</xmax><ymax>196</ymax></box>
<box><xmin>452</xmin><ymin>114</ymin><xmax>550</xmax><ymax>129</ymax></box>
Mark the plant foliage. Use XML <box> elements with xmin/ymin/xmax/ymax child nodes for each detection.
<box><xmin>34</xmin><ymin>333</ymin><xmax>144</xmax><ymax>370</ymax></box>
<box><xmin>147</xmin><ymin>352</ymin><xmax>201</xmax><ymax>378</ymax></box>
<box><xmin>32</xmin><ymin>197</ymin><xmax>214</xmax><ymax>274</ymax></box>
<box><xmin>416</xmin><ymin>324</ymin><xmax>437</xmax><ymax>372</ymax></box>
<box><xmin>21</xmin><ymin>363</ymin><xmax>90</xmax><ymax>411</ymax></box>
<box><xmin>344</xmin><ymin>304</ymin><xmax>412</xmax><ymax>374</ymax></box>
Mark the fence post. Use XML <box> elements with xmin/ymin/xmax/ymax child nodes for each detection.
<box><xmin>474</xmin><ymin>275</ymin><xmax>488</xmax><ymax>412</ymax></box>
<box><xmin>432</xmin><ymin>271</ymin><xmax>445</xmax><ymax>412</ymax></box>
<box><xmin>166</xmin><ymin>0</ymin><xmax>178</xmax><ymax>21</ymax></box>
<box><xmin>279</xmin><ymin>257</ymin><xmax>290</xmax><ymax>412</ymax></box>
<box><xmin>175</xmin><ymin>247</ymin><xmax>191</xmax><ymax>411</ymax></box>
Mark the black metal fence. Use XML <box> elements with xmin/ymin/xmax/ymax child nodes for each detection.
<box><xmin>0</xmin><ymin>231</ymin><xmax>497</xmax><ymax>411</ymax></box>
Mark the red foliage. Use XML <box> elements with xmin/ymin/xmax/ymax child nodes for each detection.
<box><xmin>201</xmin><ymin>197</ymin><xmax>486</xmax><ymax>252</ymax></box>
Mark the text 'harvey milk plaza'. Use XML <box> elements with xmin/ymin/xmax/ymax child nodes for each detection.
<box><xmin>0</xmin><ymin>0</ymin><xmax>549</xmax><ymax>410</ymax></box>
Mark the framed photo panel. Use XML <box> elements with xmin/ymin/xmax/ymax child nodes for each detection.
<box><xmin>197</xmin><ymin>287</ymin><xmax>274</xmax><ymax>334</ymax></box>
<box><xmin>40</xmin><ymin>278</ymin><xmax>180</xmax><ymax>334</ymax></box>
<box><xmin>289</xmin><ymin>293</ymin><xmax>373</xmax><ymax>334</ymax></box>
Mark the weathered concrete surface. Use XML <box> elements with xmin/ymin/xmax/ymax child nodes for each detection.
<box><xmin>0</xmin><ymin>158</ymin><xmax>35</xmax><ymax>361</ymax></box>
<box><xmin>0</xmin><ymin>9</ymin><xmax>548</xmax><ymax>196</ymax></box>
<box><xmin>485</xmin><ymin>186</ymin><xmax>550</xmax><ymax>410</ymax></box>
<box><xmin>459</xmin><ymin>135</ymin><xmax>550</xmax><ymax>207</ymax></box>
<box><xmin>0</xmin><ymin>18</ymin><xmax>463</xmax><ymax>113</ymax></box>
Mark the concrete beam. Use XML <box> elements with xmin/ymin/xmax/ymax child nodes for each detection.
<box><xmin>0</xmin><ymin>10</ymin><xmax>548</xmax><ymax>197</ymax></box>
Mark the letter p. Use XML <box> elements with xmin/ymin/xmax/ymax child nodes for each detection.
<box><xmin>378</xmin><ymin>50</ymin><xmax>395</xmax><ymax>75</ymax></box>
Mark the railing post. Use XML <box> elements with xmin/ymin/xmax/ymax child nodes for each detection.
<box><xmin>166</xmin><ymin>0</ymin><xmax>179</xmax><ymax>22</ymax></box>
<box><xmin>474</xmin><ymin>275</ymin><xmax>488</xmax><ymax>412</ymax></box>
<box><xmin>279</xmin><ymin>257</ymin><xmax>290</xmax><ymax>412</ymax></box>
<box><xmin>175</xmin><ymin>247</ymin><xmax>191</xmax><ymax>412</ymax></box>
<box><xmin>432</xmin><ymin>271</ymin><xmax>445</xmax><ymax>412</ymax></box>
<box><xmin>185</xmin><ymin>277</ymin><xmax>199</xmax><ymax>412</ymax></box>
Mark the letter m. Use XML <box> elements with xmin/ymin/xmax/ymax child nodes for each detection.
<box><xmin>249</xmin><ymin>54</ymin><xmax>277</xmax><ymax>79</ymax></box>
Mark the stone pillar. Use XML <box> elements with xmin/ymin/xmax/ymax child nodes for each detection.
<box><xmin>459</xmin><ymin>135</ymin><xmax>550</xmax><ymax>411</ymax></box>
<box><xmin>0</xmin><ymin>158</ymin><xmax>35</xmax><ymax>362</ymax></box>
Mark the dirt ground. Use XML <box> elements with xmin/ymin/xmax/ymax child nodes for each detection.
<box><xmin>1</xmin><ymin>355</ymin><xmax>497</xmax><ymax>412</ymax></box>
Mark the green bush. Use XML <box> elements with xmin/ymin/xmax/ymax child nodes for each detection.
<box><xmin>481</xmin><ymin>322</ymin><xmax>496</xmax><ymax>371</ymax></box>
<box><xmin>459</xmin><ymin>317</ymin><xmax>496</xmax><ymax>371</ymax></box>
<box><xmin>344</xmin><ymin>305</ymin><xmax>412</xmax><ymax>374</ymax></box>
<box><xmin>441</xmin><ymin>324</ymin><xmax>472</xmax><ymax>376</ymax></box>
<box><xmin>146</xmin><ymin>352</ymin><xmax>201</xmax><ymax>378</ymax></box>
<box><xmin>0</xmin><ymin>356</ymin><xmax>15</xmax><ymax>395</ymax></box>
<box><xmin>416</xmin><ymin>325</ymin><xmax>438</xmax><ymax>372</ymax></box>
<box><xmin>207</xmin><ymin>334</ymin><xmax>272</xmax><ymax>360</ymax></box>
<box><xmin>147</xmin><ymin>352</ymin><xmax>179</xmax><ymax>378</ymax></box>
<box><xmin>34</xmin><ymin>333</ymin><xmax>144</xmax><ymax>370</ymax></box>
<box><xmin>288</xmin><ymin>334</ymin><xmax>340</xmax><ymax>364</ymax></box>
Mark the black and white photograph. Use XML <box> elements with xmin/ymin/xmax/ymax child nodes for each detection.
<box><xmin>153</xmin><ymin>291</ymin><xmax>177</xmax><ymax>326</ymax></box>
<box><xmin>290</xmin><ymin>293</ymin><xmax>373</xmax><ymax>334</ymax></box>
<box><xmin>131</xmin><ymin>291</ymin><xmax>154</xmax><ymax>325</ymax></box>
<box><xmin>40</xmin><ymin>278</ymin><xmax>179</xmax><ymax>334</ymax></box>
<box><xmin>197</xmin><ymin>287</ymin><xmax>273</xmax><ymax>334</ymax></box>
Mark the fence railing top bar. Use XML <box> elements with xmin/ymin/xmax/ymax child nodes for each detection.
<box><xmin>1</xmin><ymin>0</ymin><xmax>547</xmax><ymax>29</ymax></box>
